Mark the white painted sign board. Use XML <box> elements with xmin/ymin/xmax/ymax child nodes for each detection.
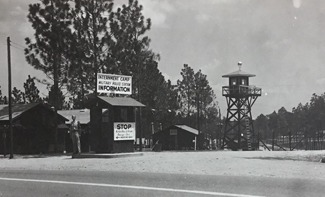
<box><xmin>97</xmin><ymin>73</ymin><xmax>132</xmax><ymax>95</ymax></box>
<box><xmin>114</xmin><ymin>122</ymin><xmax>136</xmax><ymax>141</ymax></box>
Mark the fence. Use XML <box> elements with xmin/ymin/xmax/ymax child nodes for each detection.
<box><xmin>262</xmin><ymin>131</ymin><xmax>325</xmax><ymax>151</ymax></box>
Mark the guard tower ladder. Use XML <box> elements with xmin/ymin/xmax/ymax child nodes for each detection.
<box><xmin>245</xmin><ymin>108</ymin><xmax>252</xmax><ymax>151</ymax></box>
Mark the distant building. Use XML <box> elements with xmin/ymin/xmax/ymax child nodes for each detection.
<box><xmin>153</xmin><ymin>125</ymin><xmax>199</xmax><ymax>150</ymax></box>
<box><xmin>0</xmin><ymin>103</ymin><xmax>68</xmax><ymax>154</ymax></box>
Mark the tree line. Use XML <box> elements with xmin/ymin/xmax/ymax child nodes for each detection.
<box><xmin>254</xmin><ymin>93</ymin><xmax>325</xmax><ymax>142</ymax></box>
<box><xmin>0</xmin><ymin>0</ymin><xmax>220</xmax><ymax>138</ymax></box>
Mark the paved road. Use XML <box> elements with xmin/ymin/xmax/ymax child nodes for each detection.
<box><xmin>0</xmin><ymin>169</ymin><xmax>324</xmax><ymax>197</ymax></box>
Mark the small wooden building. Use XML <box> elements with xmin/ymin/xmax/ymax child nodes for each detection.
<box><xmin>0</xmin><ymin>103</ymin><xmax>68</xmax><ymax>154</ymax></box>
<box><xmin>85</xmin><ymin>96</ymin><xmax>145</xmax><ymax>153</ymax></box>
<box><xmin>153</xmin><ymin>125</ymin><xmax>199</xmax><ymax>150</ymax></box>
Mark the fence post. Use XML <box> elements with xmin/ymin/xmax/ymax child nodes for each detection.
<box><xmin>289</xmin><ymin>129</ymin><xmax>291</xmax><ymax>151</ymax></box>
<box><xmin>304</xmin><ymin>127</ymin><xmax>308</xmax><ymax>151</ymax></box>
<box><xmin>257</xmin><ymin>131</ymin><xmax>260</xmax><ymax>150</ymax></box>
<box><xmin>272</xmin><ymin>129</ymin><xmax>275</xmax><ymax>151</ymax></box>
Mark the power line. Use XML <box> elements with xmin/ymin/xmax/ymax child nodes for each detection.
<box><xmin>10</xmin><ymin>44</ymin><xmax>24</xmax><ymax>52</ymax></box>
<box><xmin>10</xmin><ymin>40</ymin><xmax>25</xmax><ymax>49</ymax></box>
<box><xmin>10</xmin><ymin>44</ymin><xmax>25</xmax><ymax>51</ymax></box>
<box><xmin>6</xmin><ymin>39</ymin><xmax>25</xmax><ymax>52</ymax></box>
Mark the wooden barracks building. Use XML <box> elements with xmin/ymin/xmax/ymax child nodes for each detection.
<box><xmin>0</xmin><ymin>103</ymin><xmax>68</xmax><ymax>154</ymax></box>
<box><xmin>153</xmin><ymin>125</ymin><xmax>199</xmax><ymax>150</ymax></box>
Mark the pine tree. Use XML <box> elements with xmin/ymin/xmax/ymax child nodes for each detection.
<box><xmin>12</xmin><ymin>87</ymin><xmax>25</xmax><ymax>104</ymax></box>
<box><xmin>177</xmin><ymin>64</ymin><xmax>196</xmax><ymax>121</ymax></box>
<box><xmin>194</xmin><ymin>69</ymin><xmax>216</xmax><ymax>129</ymax></box>
<box><xmin>25</xmin><ymin>0</ymin><xmax>73</xmax><ymax>110</ymax></box>
<box><xmin>109</xmin><ymin>0</ymin><xmax>159</xmax><ymax>99</ymax></box>
<box><xmin>0</xmin><ymin>86</ymin><xmax>8</xmax><ymax>105</ymax></box>
<box><xmin>45</xmin><ymin>85</ymin><xmax>69</xmax><ymax>110</ymax></box>
<box><xmin>69</xmin><ymin>0</ymin><xmax>114</xmax><ymax>98</ymax></box>
<box><xmin>24</xmin><ymin>75</ymin><xmax>41</xmax><ymax>103</ymax></box>
<box><xmin>254</xmin><ymin>114</ymin><xmax>268</xmax><ymax>139</ymax></box>
<box><xmin>25</xmin><ymin>0</ymin><xmax>73</xmax><ymax>152</ymax></box>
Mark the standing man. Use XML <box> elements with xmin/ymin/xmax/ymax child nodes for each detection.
<box><xmin>70</xmin><ymin>115</ymin><xmax>81</xmax><ymax>155</ymax></box>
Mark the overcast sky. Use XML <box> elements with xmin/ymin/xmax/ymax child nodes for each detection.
<box><xmin>1</xmin><ymin>0</ymin><xmax>325</xmax><ymax>118</ymax></box>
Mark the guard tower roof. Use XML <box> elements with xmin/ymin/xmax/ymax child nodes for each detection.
<box><xmin>222</xmin><ymin>62</ymin><xmax>256</xmax><ymax>78</ymax></box>
<box><xmin>222</xmin><ymin>70</ymin><xmax>256</xmax><ymax>78</ymax></box>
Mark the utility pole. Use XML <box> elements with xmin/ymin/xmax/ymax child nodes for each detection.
<box><xmin>50</xmin><ymin>0</ymin><xmax>59</xmax><ymax>153</ymax></box>
<box><xmin>196</xmin><ymin>91</ymin><xmax>200</xmax><ymax>150</ymax></box>
<box><xmin>138</xmin><ymin>64</ymin><xmax>142</xmax><ymax>151</ymax></box>
<box><xmin>7</xmin><ymin>37</ymin><xmax>13</xmax><ymax>159</ymax></box>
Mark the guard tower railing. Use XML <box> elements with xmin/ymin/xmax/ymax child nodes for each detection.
<box><xmin>222</xmin><ymin>85</ymin><xmax>262</xmax><ymax>97</ymax></box>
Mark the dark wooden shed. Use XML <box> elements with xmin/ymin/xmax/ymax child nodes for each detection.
<box><xmin>153</xmin><ymin>125</ymin><xmax>199</xmax><ymax>150</ymax></box>
<box><xmin>85</xmin><ymin>96</ymin><xmax>145</xmax><ymax>153</ymax></box>
<box><xmin>0</xmin><ymin>103</ymin><xmax>68</xmax><ymax>154</ymax></box>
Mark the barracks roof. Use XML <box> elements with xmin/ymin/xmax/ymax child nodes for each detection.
<box><xmin>85</xmin><ymin>96</ymin><xmax>145</xmax><ymax>108</ymax></box>
<box><xmin>174</xmin><ymin>125</ymin><xmax>199</xmax><ymax>135</ymax></box>
<box><xmin>57</xmin><ymin>109</ymin><xmax>90</xmax><ymax>124</ymax></box>
<box><xmin>0</xmin><ymin>103</ymin><xmax>68</xmax><ymax>122</ymax></box>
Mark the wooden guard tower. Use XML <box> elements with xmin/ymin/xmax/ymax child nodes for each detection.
<box><xmin>222</xmin><ymin>62</ymin><xmax>261</xmax><ymax>150</ymax></box>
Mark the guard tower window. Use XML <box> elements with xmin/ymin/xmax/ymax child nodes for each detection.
<box><xmin>231</xmin><ymin>78</ymin><xmax>236</xmax><ymax>85</ymax></box>
<box><xmin>241</xmin><ymin>79</ymin><xmax>246</xmax><ymax>85</ymax></box>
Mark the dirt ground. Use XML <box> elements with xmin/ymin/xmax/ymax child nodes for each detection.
<box><xmin>0</xmin><ymin>150</ymin><xmax>324</xmax><ymax>180</ymax></box>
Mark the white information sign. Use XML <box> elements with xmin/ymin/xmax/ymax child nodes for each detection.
<box><xmin>97</xmin><ymin>73</ymin><xmax>132</xmax><ymax>95</ymax></box>
<box><xmin>114</xmin><ymin>122</ymin><xmax>136</xmax><ymax>141</ymax></box>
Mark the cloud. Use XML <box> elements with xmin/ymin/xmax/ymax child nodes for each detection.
<box><xmin>196</xmin><ymin>13</ymin><xmax>209</xmax><ymax>23</ymax></box>
<box><xmin>18</xmin><ymin>18</ymin><xmax>34</xmax><ymax>35</ymax></box>
<box><xmin>110</xmin><ymin>0</ymin><xmax>175</xmax><ymax>28</ymax></box>
<box><xmin>0</xmin><ymin>21</ymin><xmax>10</xmax><ymax>33</ymax></box>
<box><xmin>161</xmin><ymin>72</ymin><xmax>179</xmax><ymax>85</ymax></box>
<box><xmin>0</xmin><ymin>1</ymin><xmax>31</xmax><ymax>34</ymax></box>
<box><xmin>316</xmin><ymin>77</ymin><xmax>325</xmax><ymax>86</ymax></box>
<box><xmin>140</xmin><ymin>0</ymin><xmax>175</xmax><ymax>28</ymax></box>
<box><xmin>175</xmin><ymin>0</ymin><xmax>236</xmax><ymax>11</ymax></box>
<box><xmin>293</xmin><ymin>0</ymin><xmax>302</xmax><ymax>8</ymax></box>
<box><xmin>263</xmin><ymin>39</ymin><xmax>289</xmax><ymax>49</ymax></box>
<box><xmin>10</xmin><ymin>6</ymin><xmax>23</xmax><ymax>16</ymax></box>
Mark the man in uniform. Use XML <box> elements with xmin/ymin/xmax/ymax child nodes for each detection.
<box><xmin>70</xmin><ymin>115</ymin><xmax>81</xmax><ymax>155</ymax></box>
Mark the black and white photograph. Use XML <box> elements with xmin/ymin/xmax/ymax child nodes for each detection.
<box><xmin>0</xmin><ymin>0</ymin><xmax>325</xmax><ymax>196</ymax></box>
